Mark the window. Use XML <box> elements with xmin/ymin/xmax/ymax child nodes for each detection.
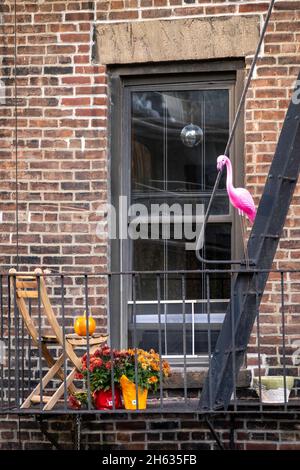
<box><xmin>109</xmin><ymin>62</ymin><xmax>244</xmax><ymax>364</ymax></box>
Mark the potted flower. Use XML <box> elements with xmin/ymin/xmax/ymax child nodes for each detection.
<box><xmin>69</xmin><ymin>344</ymin><xmax>123</xmax><ymax>410</ymax></box>
<box><xmin>117</xmin><ymin>348</ymin><xmax>171</xmax><ymax>410</ymax></box>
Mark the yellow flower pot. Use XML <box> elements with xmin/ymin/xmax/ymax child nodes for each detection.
<box><xmin>120</xmin><ymin>375</ymin><xmax>148</xmax><ymax>410</ymax></box>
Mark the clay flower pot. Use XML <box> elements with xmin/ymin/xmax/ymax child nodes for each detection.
<box><xmin>93</xmin><ymin>387</ymin><xmax>123</xmax><ymax>410</ymax></box>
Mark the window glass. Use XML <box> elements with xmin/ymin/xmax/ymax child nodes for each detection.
<box><xmin>132</xmin><ymin>89</ymin><xmax>229</xmax><ymax>214</ymax></box>
<box><xmin>128</xmin><ymin>83</ymin><xmax>234</xmax><ymax>359</ymax></box>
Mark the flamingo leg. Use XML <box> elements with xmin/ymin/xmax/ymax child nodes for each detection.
<box><xmin>239</xmin><ymin>213</ymin><xmax>250</xmax><ymax>267</ymax></box>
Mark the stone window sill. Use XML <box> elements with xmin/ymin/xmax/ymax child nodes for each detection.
<box><xmin>163</xmin><ymin>368</ymin><xmax>251</xmax><ymax>390</ymax></box>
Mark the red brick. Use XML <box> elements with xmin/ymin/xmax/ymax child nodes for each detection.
<box><xmin>60</xmin><ymin>33</ymin><xmax>90</xmax><ymax>43</ymax></box>
<box><xmin>62</xmin><ymin>77</ymin><xmax>91</xmax><ymax>85</ymax></box>
<box><xmin>61</xmin><ymin>97</ymin><xmax>91</xmax><ymax>106</ymax></box>
<box><xmin>275</xmin><ymin>1</ymin><xmax>300</xmax><ymax>10</ymax></box>
<box><xmin>246</xmin><ymin>443</ymin><xmax>277</xmax><ymax>450</ymax></box>
<box><xmin>109</xmin><ymin>10</ymin><xmax>139</xmax><ymax>20</ymax></box>
<box><xmin>239</xmin><ymin>3</ymin><xmax>269</xmax><ymax>13</ymax></box>
<box><xmin>111</xmin><ymin>0</ymin><xmax>124</xmax><ymax>8</ymax></box>
<box><xmin>34</xmin><ymin>14</ymin><xmax>63</xmax><ymax>23</ymax></box>
<box><xmin>65</xmin><ymin>12</ymin><xmax>94</xmax><ymax>21</ymax></box>
<box><xmin>205</xmin><ymin>5</ymin><xmax>236</xmax><ymax>15</ymax></box>
<box><xmin>174</xmin><ymin>7</ymin><xmax>204</xmax><ymax>16</ymax></box>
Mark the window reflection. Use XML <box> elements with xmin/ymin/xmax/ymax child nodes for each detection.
<box><xmin>132</xmin><ymin>90</ymin><xmax>229</xmax><ymax>198</ymax></box>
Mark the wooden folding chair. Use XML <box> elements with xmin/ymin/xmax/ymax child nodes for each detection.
<box><xmin>9</xmin><ymin>268</ymin><xmax>108</xmax><ymax>411</ymax></box>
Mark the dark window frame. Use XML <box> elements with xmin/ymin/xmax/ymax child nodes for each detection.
<box><xmin>108</xmin><ymin>60</ymin><xmax>245</xmax><ymax>360</ymax></box>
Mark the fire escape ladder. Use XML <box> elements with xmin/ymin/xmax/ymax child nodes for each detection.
<box><xmin>199</xmin><ymin>73</ymin><xmax>300</xmax><ymax>411</ymax></box>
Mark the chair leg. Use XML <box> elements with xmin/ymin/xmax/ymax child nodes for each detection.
<box><xmin>42</xmin><ymin>344</ymin><xmax>77</xmax><ymax>394</ymax></box>
<box><xmin>43</xmin><ymin>368</ymin><xmax>77</xmax><ymax>411</ymax></box>
<box><xmin>21</xmin><ymin>354</ymin><xmax>65</xmax><ymax>409</ymax></box>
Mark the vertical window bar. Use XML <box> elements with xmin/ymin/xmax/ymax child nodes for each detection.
<box><xmin>37</xmin><ymin>274</ymin><xmax>43</xmax><ymax>411</ymax></box>
<box><xmin>7</xmin><ymin>275</ymin><xmax>11</xmax><ymax>409</ymax></box>
<box><xmin>281</xmin><ymin>271</ymin><xmax>287</xmax><ymax>410</ymax></box>
<box><xmin>164</xmin><ymin>303</ymin><xmax>168</xmax><ymax>357</ymax></box>
<box><xmin>192</xmin><ymin>301</ymin><xmax>195</xmax><ymax>357</ymax></box>
<box><xmin>84</xmin><ymin>275</ymin><xmax>91</xmax><ymax>410</ymax></box>
<box><xmin>230</xmin><ymin>272</ymin><xmax>237</xmax><ymax>410</ymax></box>
<box><xmin>206</xmin><ymin>273</ymin><xmax>212</xmax><ymax>410</ymax></box>
<box><xmin>156</xmin><ymin>274</ymin><xmax>163</xmax><ymax>410</ymax></box>
<box><xmin>182</xmin><ymin>274</ymin><xmax>187</xmax><ymax>405</ymax></box>
<box><xmin>256</xmin><ymin>272</ymin><xmax>263</xmax><ymax>412</ymax></box>
<box><xmin>132</xmin><ymin>273</ymin><xmax>139</xmax><ymax>410</ymax></box>
<box><xmin>108</xmin><ymin>274</ymin><xmax>116</xmax><ymax>411</ymax></box>
<box><xmin>13</xmin><ymin>275</ymin><xmax>20</xmax><ymax>408</ymax></box>
<box><xmin>61</xmin><ymin>275</ymin><xmax>67</xmax><ymax>411</ymax></box>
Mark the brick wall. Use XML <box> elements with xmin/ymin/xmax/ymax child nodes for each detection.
<box><xmin>1</xmin><ymin>412</ymin><xmax>300</xmax><ymax>450</ymax></box>
<box><xmin>1</xmin><ymin>0</ymin><xmax>300</xmax><ymax>450</ymax></box>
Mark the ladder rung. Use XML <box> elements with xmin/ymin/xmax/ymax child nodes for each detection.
<box><xmin>280</xmin><ymin>175</ymin><xmax>297</xmax><ymax>182</ymax></box>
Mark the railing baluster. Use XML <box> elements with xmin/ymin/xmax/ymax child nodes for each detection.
<box><xmin>21</xmin><ymin>316</ymin><xmax>25</xmax><ymax>404</ymax></box>
<box><xmin>192</xmin><ymin>300</ymin><xmax>195</xmax><ymax>358</ymax></box>
<box><xmin>108</xmin><ymin>274</ymin><xmax>116</xmax><ymax>411</ymax></box>
<box><xmin>84</xmin><ymin>275</ymin><xmax>91</xmax><ymax>411</ymax></box>
<box><xmin>182</xmin><ymin>274</ymin><xmax>187</xmax><ymax>405</ymax></box>
<box><xmin>61</xmin><ymin>275</ymin><xmax>67</xmax><ymax>411</ymax></box>
<box><xmin>0</xmin><ymin>275</ymin><xmax>4</xmax><ymax>410</ymax></box>
<box><xmin>132</xmin><ymin>273</ymin><xmax>139</xmax><ymax>410</ymax></box>
<box><xmin>230</xmin><ymin>272</ymin><xmax>237</xmax><ymax>411</ymax></box>
<box><xmin>28</xmin><ymin>299</ymin><xmax>32</xmax><ymax>396</ymax></box>
<box><xmin>281</xmin><ymin>271</ymin><xmax>287</xmax><ymax>410</ymax></box>
<box><xmin>157</xmin><ymin>274</ymin><xmax>163</xmax><ymax>410</ymax></box>
<box><xmin>7</xmin><ymin>275</ymin><xmax>11</xmax><ymax>410</ymax></box>
<box><xmin>206</xmin><ymin>274</ymin><xmax>212</xmax><ymax>411</ymax></box>
<box><xmin>256</xmin><ymin>272</ymin><xmax>263</xmax><ymax>412</ymax></box>
<box><xmin>37</xmin><ymin>274</ymin><xmax>43</xmax><ymax>411</ymax></box>
<box><xmin>13</xmin><ymin>275</ymin><xmax>20</xmax><ymax>408</ymax></box>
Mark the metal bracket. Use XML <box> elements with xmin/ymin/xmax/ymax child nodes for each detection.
<box><xmin>36</xmin><ymin>415</ymin><xmax>62</xmax><ymax>450</ymax></box>
<box><xmin>205</xmin><ymin>415</ymin><xmax>225</xmax><ymax>450</ymax></box>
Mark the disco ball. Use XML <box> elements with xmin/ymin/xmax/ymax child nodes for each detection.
<box><xmin>180</xmin><ymin>123</ymin><xmax>203</xmax><ymax>148</ymax></box>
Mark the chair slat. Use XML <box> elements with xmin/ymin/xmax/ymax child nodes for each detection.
<box><xmin>17</xmin><ymin>291</ymin><xmax>38</xmax><ymax>299</ymax></box>
<box><xmin>16</xmin><ymin>280</ymin><xmax>37</xmax><ymax>289</ymax></box>
<box><xmin>30</xmin><ymin>395</ymin><xmax>52</xmax><ymax>404</ymax></box>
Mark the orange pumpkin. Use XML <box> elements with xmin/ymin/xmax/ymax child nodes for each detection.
<box><xmin>74</xmin><ymin>311</ymin><xmax>96</xmax><ymax>336</ymax></box>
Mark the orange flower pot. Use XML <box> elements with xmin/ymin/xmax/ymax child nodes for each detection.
<box><xmin>120</xmin><ymin>375</ymin><xmax>148</xmax><ymax>410</ymax></box>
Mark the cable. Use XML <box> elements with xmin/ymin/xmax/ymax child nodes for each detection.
<box><xmin>195</xmin><ymin>0</ymin><xmax>276</xmax><ymax>266</ymax></box>
<box><xmin>14</xmin><ymin>0</ymin><xmax>19</xmax><ymax>269</ymax></box>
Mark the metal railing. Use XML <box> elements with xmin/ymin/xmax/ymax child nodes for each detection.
<box><xmin>0</xmin><ymin>269</ymin><xmax>300</xmax><ymax>414</ymax></box>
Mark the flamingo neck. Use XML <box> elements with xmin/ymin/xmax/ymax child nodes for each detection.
<box><xmin>224</xmin><ymin>157</ymin><xmax>234</xmax><ymax>194</ymax></box>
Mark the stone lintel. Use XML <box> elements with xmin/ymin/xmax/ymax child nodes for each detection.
<box><xmin>96</xmin><ymin>16</ymin><xmax>260</xmax><ymax>65</ymax></box>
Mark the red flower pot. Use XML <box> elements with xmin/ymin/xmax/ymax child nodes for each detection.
<box><xmin>94</xmin><ymin>388</ymin><xmax>123</xmax><ymax>410</ymax></box>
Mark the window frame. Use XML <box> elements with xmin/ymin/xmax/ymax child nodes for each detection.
<box><xmin>108</xmin><ymin>60</ymin><xmax>245</xmax><ymax>359</ymax></box>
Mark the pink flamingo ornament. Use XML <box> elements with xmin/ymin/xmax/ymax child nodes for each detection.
<box><xmin>217</xmin><ymin>155</ymin><xmax>256</xmax><ymax>224</ymax></box>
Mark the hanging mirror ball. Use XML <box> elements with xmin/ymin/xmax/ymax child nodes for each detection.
<box><xmin>180</xmin><ymin>123</ymin><xmax>203</xmax><ymax>148</ymax></box>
